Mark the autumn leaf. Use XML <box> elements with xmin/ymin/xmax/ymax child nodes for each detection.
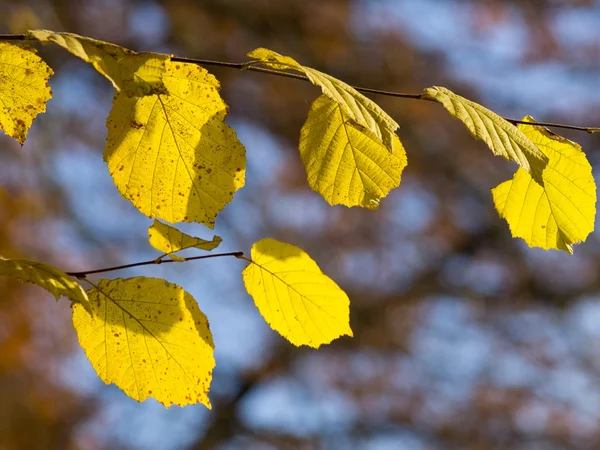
<box><xmin>104</xmin><ymin>59</ymin><xmax>246</xmax><ymax>227</ymax></box>
<box><xmin>492</xmin><ymin>116</ymin><xmax>596</xmax><ymax>253</ymax></box>
<box><xmin>423</xmin><ymin>86</ymin><xmax>549</xmax><ymax>183</ymax></box>
<box><xmin>242</xmin><ymin>238</ymin><xmax>352</xmax><ymax>348</ymax></box>
<box><xmin>247</xmin><ymin>48</ymin><xmax>398</xmax><ymax>152</ymax></box>
<box><xmin>148</xmin><ymin>219</ymin><xmax>222</xmax><ymax>261</ymax></box>
<box><xmin>72</xmin><ymin>277</ymin><xmax>215</xmax><ymax>408</ymax></box>
<box><xmin>0</xmin><ymin>257</ymin><xmax>90</xmax><ymax>312</ymax></box>
<box><xmin>27</xmin><ymin>29</ymin><xmax>168</xmax><ymax>97</ymax></box>
<box><xmin>300</xmin><ymin>95</ymin><xmax>407</xmax><ymax>209</ymax></box>
<box><xmin>0</xmin><ymin>42</ymin><xmax>53</xmax><ymax>144</ymax></box>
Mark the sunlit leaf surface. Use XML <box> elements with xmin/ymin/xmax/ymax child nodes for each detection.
<box><xmin>242</xmin><ymin>238</ymin><xmax>352</xmax><ymax>348</ymax></box>
<box><xmin>72</xmin><ymin>277</ymin><xmax>215</xmax><ymax>408</ymax></box>
<box><xmin>0</xmin><ymin>42</ymin><xmax>53</xmax><ymax>144</ymax></box>
<box><xmin>492</xmin><ymin>116</ymin><xmax>596</xmax><ymax>253</ymax></box>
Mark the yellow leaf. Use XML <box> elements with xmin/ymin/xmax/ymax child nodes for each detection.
<box><xmin>242</xmin><ymin>238</ymin><xmax>352</xmax><ymax>348</ymax></box>
<box><xmin>104</xmin><ymin>60</ymin><xmax>246</xmax><ymax>227</ymax></box>
<box><xmin>72</xmin><ymin>277</ymin><xmax>215</xmax><ymax>408</ymax></box>
<box><xmin>0</xmin><ymin>42</ymin><xmax>52</xmax><ymax>144</ymax></box>
<box><xmin>300</xmin><ymin>95</ymin><xmax>407</xmax><ymax>209</ymax></box>
<box><xmin>0</xmin><ymin>257</ymin><xmax>90</xmax><ymax>312</ymax></box>
<box><xmin>423</xmin><ymin>86</ymin><xmax>549</xmax><ymax>183</ymax></box>
<box><xmin>492</xmin><ymin>116</ymin><xmax>596</xmax><ymax>254</ymax></box>
<box><xmin>27</xmin><ymin>29</ymin><xmax>168</xmax><ymax>96</ymax></box>
<box><xmin>247</xmin><ymin>48</ymin><xmax>398</xmax><ymax>152</ymax></box>
<box><xmin>148</xmin><ymin>219</ymin><xmax>222</xmax><ymax>261</ymax></box>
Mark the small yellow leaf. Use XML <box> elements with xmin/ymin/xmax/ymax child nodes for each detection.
<box><xmin>104</xmin><ymin>60</ymin><xmax>246</xmax><ymax>227</ymax></box>
<box><xmin>72</xmin><ymin>277</ymin><xmax>215</xmax><ymax>408</ymax></box>
<box><xmin>423</xmin><ymin>86</ymin><xmax>549</xmax><ymax>183</ymax></box>
<box><xmin>148</xmin><ymin>219</ymin><xmax>222</xmax><ymax>261</ymax></box>
<box><xmin>0</xmin><ymin>42</ymin><xmax>52</xmax><ymax>144</ymax></box>
<box><xmin>27</xmin><ymin>29</ymin><xmax>168</xmax><ymax>96</ymax></box>
<box><xmin>247</xmin><ymin>48</ymin><xmax>398</xmax><ymax>152</ymax></box>
<box><xmin>300</xmin><ymin>95</ymin><xmax>407</xmax><ymax>208</ymax></box>
<box><xmin>0</xmin><ymin>257</ymin><xmax>90</xmax><ymax>312</ymax></box>
<box><xmin>242</xmin><ymin>238</ymin><xmax>352</xmax><ymax>348</ymax></box>
<box><xmin>492</xmin><ymin>116</ymin><xmax>596</xmax><ymax>254</ymax></box>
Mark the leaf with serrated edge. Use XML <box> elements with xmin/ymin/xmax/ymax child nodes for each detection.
<box><xmin>247</xmin><ymin>48</ymin><xmax>398</xmax><ymax>152</ymax></box>
<box><xmin>0</xmin><ymin>42</ymin><xmax>53</xmax><ymax>144</ymax></box>
<box><xmin>242</xmin><ymin>238</ymin><xmax>352</xmax><ymax>348</ymax></box>
<box><xmin>104</xmin><ymin>60</ymin><xmax>246</xmax><ymax>227</ymax></box>
<box><xmin>72</xmin><ymin>277</ymin><xmax>215</xmax><ymax>408</ymax></box>
<box><xmin>423</xmin><ymin>86</ymin><xmax>549</xmax><ymax>183</ymax></box>
<box><xmin>148</xmin><ymin>219</ymin><xmax>222</xmax><ymax>261</ymax></box>
<box><xmin>492</xmin><ymin>116</ymin><xmax>596</xmax><ymax>254</ymax></box>
<box><xmin>27</xmin><ymin>29</ymin><xmax>167</xmax><ymax>97</ymax></box>
<box><xmin>300</xmin><ymin>95</ymin><xmax>407</xmax><ymax>209</ymax></box>
<box><xmin>0</xmin><ymin>257</ymin><xmax>90</xmax><ymax>312</ymax></box>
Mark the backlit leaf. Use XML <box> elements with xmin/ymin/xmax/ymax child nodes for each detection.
<box><xmin>27</xmin><ymin>29</ymin><xmax>168</xmax><ymax>96</ymax></box>
<box><xmin>148</xmin><ymin>219</ymin><xmax>222</xmax><ymax>261</ymax></box>
<box><xmin>0</xmin><ymin>42</ymin><xmax>52</xmax><ymax>144</ymax></box>
<box><xmin>423</xmin><ymin>86</ymin><xmax>549</xmax><ymax>183</ymax></box>
<box><xmin>0</xmin><ymin>257</ymin><xmax>90</xmax><ymax>312</ymax></box>
<box><xmin>492</xmin><ymin>116</ymin><xmax>596</xmax><ymax>254</ymax></box>
<box><xmin>72</xmin><ymin>277</ymin><xmax>215</xmax><ymax>408</ymax></box>
<box><xmin>242</xmin><ymin>238</ymin><xmax>352</xmax><ymax>348</ymax></box>
<box><xmin>300</xmin><ymin>95</ymin><xmax>407</xmax><ymax>209</ymax></box>
<box><xmin>247</xmin><ymin>48</ymin><xmax>398</xmax><ymax>152</ymax></box>
<box><xmin>104</xmin><ymin>59</ymin><xmax>246</xmax><ymax>227</ymax></box>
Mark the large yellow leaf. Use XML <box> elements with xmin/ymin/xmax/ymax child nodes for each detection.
<box><xmin>492</xmin><ymin>116</ymin><xmax>596</xmax><ymax>254</ymax></box>
<box><xmin>300</xmin><ymin>95</ymin><xmax>407</xmax><ymax>209</ymax></box>
<box><xmin>0</xmin><ymin>257</ymin><xmax>90</xmax><ymax>312</ymax></box>
<box><xmin>0</xmin><ymin>42</ymin><xmax>52</xmax><ymax>144</ymax></box>
<box><xmin>423</xmin><ymin>86</ymin><xmax>549</xmax><ymax>183</ymax></box>
<box><xmin>242</xmin><ymin>238</ymin><xmax>352</xmax><ymax>348</ymax></box>
<box><xmin>72</xmin><ymin>277</ymin><xmax>215</xmax><ymax>408</ymax></box>
<box><xmin>27</xmin><ymin>29</ymin><xmax>168</xmax><ymax>97</ymax></box>
<box><xmin>148</xmin><ymin>219</ymin><xmax>222</xmax><ymax>261</ymax></box>
<box><xmin>104</xmin><ymin>60</ymin><xmax>246</xmax><ymax>227</ymax></box>
<box><xmin>247</xmin><ymin>48</ymin><xmax>398</xmax><ymax>152</ymax></box>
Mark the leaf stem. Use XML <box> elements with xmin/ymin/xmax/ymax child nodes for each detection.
<box><xmin>235</xmin><ymin>254</ymin><xmax>253</xmax><ymax>264</ymax></box>
<box><xmin>1</xmin><ymin>33</ymin><xmax>598</xmax><ymax>133</ymax></box>
<box><xmin>66</xmin><ymin>251</ymin><xmax>244</xmax><ymax>278</ymax></box>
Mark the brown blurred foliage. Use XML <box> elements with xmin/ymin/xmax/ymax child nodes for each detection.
<box><xmin>1</xmin><ymin>1</ymin><xmax>600</xmax><ymax>449</ymax></box>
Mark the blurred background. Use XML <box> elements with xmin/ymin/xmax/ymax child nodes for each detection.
<box><xmin>1</xmin><ymin>0</ymin><xmax>600</xmax><ymax>449</ymax></box>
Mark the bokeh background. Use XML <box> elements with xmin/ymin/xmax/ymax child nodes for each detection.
<box><xmin>1</xmin><ymin>0</ymin><xmax>600</xmax><ymax>449</ymax></box>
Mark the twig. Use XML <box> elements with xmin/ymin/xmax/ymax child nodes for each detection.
<box><xmin>66</xmin><ymin>251</ymin><xmax>245</xmax><ymax>278</ymax></box>
<box><xmin>1</xmin><ymin>33</ymin><xmax>598</xmax><ymax>133</ymax></box>
<box><xmin>0</xmin><ymin>34</ymin><xmax>26</xmax><ymax>41</ymax></box>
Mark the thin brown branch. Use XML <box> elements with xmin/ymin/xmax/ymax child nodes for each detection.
<box><xmin>2</xmin><ymin>33</ymin><xmax>598</xmax><ymax>133</ymax></box>
<box><xmin>0</xmin><ymin>34</ymin><xmax>26</xmax><ymax>40</ymax></box>
<box><xmin>66</xmin><ymin>251</ymin><xmax>244</xmax><ymax>278</ymax></box>
<box><xmin>505</xmin><ymin>118</ymin><xmax>600</xmax><ymax>134</ymax></box>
